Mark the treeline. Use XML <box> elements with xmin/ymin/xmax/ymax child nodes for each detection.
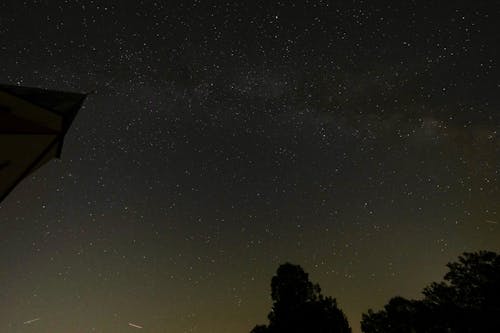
<box><xmin>250</xmin><ymin>251</ymin><xmax>500</xmax><ymax>333</ymax></box>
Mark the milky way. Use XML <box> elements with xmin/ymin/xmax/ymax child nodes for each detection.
<box><xmin>1</xmin><ymin>2</ymin><xmax>499</xmax><ymax>332</ymax></box>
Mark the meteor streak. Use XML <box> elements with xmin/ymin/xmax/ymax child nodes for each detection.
<box><xmin>23</xmin><ymin>318</ymin><xmax>40</xmax><ymax>325</ymax></box>
<box><xmin>128</xmin><ymin>322</ymin><xmax>143</xmax><ymax>329</ymax></box>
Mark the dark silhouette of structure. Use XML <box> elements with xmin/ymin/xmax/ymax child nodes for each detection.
<box><xmin>0</xmin><ymin>84</ymin><xmax>87</xmax><ymax>203</ymax></box>
<box><xmin>361</xmin><ymin>251</ymin><xmax>500</xmax><ymax>333</ymax></box>
<box><xmin>251</xmin><ymin>263</ymin><xmax>351</xmax><ymax>333</ymax></box>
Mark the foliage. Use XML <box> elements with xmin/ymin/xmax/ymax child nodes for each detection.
<box><xmin>251</xmin><ymin>263</ymin><xmax>351</xmax><ymax>333</ymax></box>
<box><xmin>361</xmin><ymin>251</ymin><xmax>500</xmax><ymax>333</ymax></box>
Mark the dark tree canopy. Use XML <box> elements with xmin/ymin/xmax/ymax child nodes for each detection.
<box><xmin>251</xmin><ymin>263</ymin><xmax>351</xmax><ymax>333</ymax></box>
<box><xmin>361</xmin><ymin>251</ymin><xmax>500</xmax><ymax>333</ymax></box>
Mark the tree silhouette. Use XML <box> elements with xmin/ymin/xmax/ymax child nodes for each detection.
<box><xmin>361</xmin><ymin>251</ymin><xmax>500</xmax><ymax>333</ymax></box>
<box><xmin>251</xmin><ymin>263</ymin><xmax>351</xmax><ymax>333</ymax></box>
<box><xmin>361</xmin><ymin>297</ymin><xmax>424</xmax><ymax>333</ymax></box>
<box><xmin>250</xmin><ymin>325</ymin><xmax>270</xmax><ymax>333</ymax></box>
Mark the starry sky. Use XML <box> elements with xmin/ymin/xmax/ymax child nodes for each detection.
<box><xmin>1</xmin><ymin>1</ymin><xmax>499</xmax><ymax>332</ymax></box>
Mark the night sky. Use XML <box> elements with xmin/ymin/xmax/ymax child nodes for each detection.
<box><xmin>1</xmin><ymin>1</ymin><xmax>499</xmax><ymax>332</ymax></box>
